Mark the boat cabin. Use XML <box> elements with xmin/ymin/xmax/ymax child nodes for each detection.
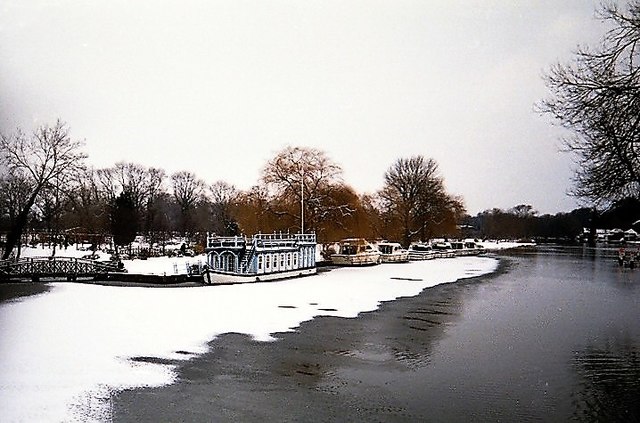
<box><xmin>205</xmin><ymin>232</ymin><xmax>316</xmax><ymax>276</ymax></box>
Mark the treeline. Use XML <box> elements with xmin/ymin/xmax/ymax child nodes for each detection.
<box><xmin>464</xmin><ymin>198</ymin><xmax>640</xmax><ymax>242</ymax></box>
<box><xmin>4</xmin><ymin>122</ymin><xmax>634</xmax><ymax>259</ymax></box>
<box><xmin>0</xmin><ymin>121</ymin><xmax>464</xmax><ymax>258</ymax></box>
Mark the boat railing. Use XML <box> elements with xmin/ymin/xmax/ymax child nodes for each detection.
<box><xmin>253</xmin><ymin>232</ymin><xmax>316</xmax><ymax>243</ymax></box>
<box><xmin>207</xmin><ymin>232</ymin><xmax>316</xmax><ymax>250</ymax></box>
<box><xmin>206</xmin><ymin>235</ymin><xmax>247</xmax><ymax>249</ymax></box>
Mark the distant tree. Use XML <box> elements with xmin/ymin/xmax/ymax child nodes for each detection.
<box><xmin>508</xmin><ymin>204</ymin><xmax>538</xmax><ymax>239</ymax></box>
<box><xmin>208</xmin><ymin>181</ymin><xmax>240</xmax><ymax>236</ymax></box>
<box><xmin>540</xmin><ymin>1</ymin><xmax>640</xmax><ymax>205</ymax></box>
<box><xmin>171</xmin><ymin>170</ymin><xmax>205</xmax><ymax>235</ymax></box>
<box><xmin>142</xmin><ymin>167</ymin><xmax>166</xmax><ymax>234</ymax></box>
<box><xmin>0</xmin><ymin>171</ymin><xmax>34</xmax><ymax>256</ymax></box>
<box><xmin>95</xmin><ymin>162</ymin><xmax>166</xmax><ymax>237</ymax></box>
<box><xmin>0</xmin><ymin>120</ymin><xmax>86</xmax><ymax>259</ymax></box>
<box><xmin>111</xmin><ymin>191</ymin><xmax>138</xmax><ymax>254</ymax></box>
<box><xmin>35</xmin><ymin>175</ymin><xmax>69</xmax><ymax>253</ymax></box>
<box><xmin>261</xmin><ymin>146</ymin><xmax>353</xmax><ymax>236</ymax></box>
<box><xmin>233</xmin><ymin>185</ymin><xmax>274</xmax><ymax>234</ymax></box>
<box><xmin>359</xmin><ymin>193</ymin><xmax>385</xmax><ymax>239</ymax></box>
<box><xmin>63</xmin><ymin>168</ymin><xmax>109</xmax><ymax>235</ymax></box>
<box><xmin>313</xmin><ymin>184</ymin><xmax>372</xmax><ymax>241</ymax></box>
<box><xmin>379</xmin><ymin>156</ymin><xmax>462</xmax><ymax>246</ymax></box>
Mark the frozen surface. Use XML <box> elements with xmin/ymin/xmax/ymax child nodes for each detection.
<box><xmin>1</xmin><ymin>255</ymin><xmax>501</xmax><ymax>422</ymax></box>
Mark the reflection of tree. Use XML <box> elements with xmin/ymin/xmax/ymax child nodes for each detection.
<box><xmin>571</xmin><ymin>341</ymin><xmax>640</xmax><ymax>421</ymax></box>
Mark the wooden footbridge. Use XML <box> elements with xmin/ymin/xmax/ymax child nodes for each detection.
<box><xmin>0</xmin><ymin>256</ymin><xmax>124</xmax><ymax>281</ymax></box>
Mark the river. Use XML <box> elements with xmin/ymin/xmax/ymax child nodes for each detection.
<box><xmin>389</xmin><ymin>246</ymin><xmax>640</xmax><ymax>421</ymax></box>
<box><xmin>113</xmin><ymin>246</ymin><xmax>640</xmax><ymax>421</ymax></box>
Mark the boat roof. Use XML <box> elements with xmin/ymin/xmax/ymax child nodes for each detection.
<box><xmin>339</xmin><ymin>238</ymin><xmax>370</xmax><ymax>245</ymax></box>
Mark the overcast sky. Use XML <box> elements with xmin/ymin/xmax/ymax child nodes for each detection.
<box><xmin>0</xmin><ymin>0</ymin><xmax>616</xmax><ymax>215</ymax></box>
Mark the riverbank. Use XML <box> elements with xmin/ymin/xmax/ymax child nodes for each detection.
<box><xmin>112</xmin><ymin>259</ymin><xmax>512</xmax><ymax>422</ymax></box>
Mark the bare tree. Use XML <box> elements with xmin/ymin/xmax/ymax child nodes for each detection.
<box><xmin>208</xmin><ymin>181</ymin><xmax>239</xmax><ymax>235</ymax></box>
<box><xmin>35</xmin><ymin>175</ymin><xmax>69</xmax><ymax>254</ymax></box>
<box><xmin>539</xmin><ymin>1</ymin><xmax>640</xmax><ymax>206</ymax></box>
<box><xmin>65</xmin><ymin>168</ymin><xmax>108</xmax><ymax>234</ymax></box>
<box><xmin>0</xmin><ymin>171</ymin><xmax>34</xmax><ymax>257</ymax></box>
<box><xmin>0</xmin><ymin>120</ymin><xmax>86</xmax><ymax>259</ymax></box>
<box><xmin>95</xmin><ymin>162</ymin><xmax>166</xmax><ymax>235</ymax></box>
<box><xmin>171</xmin><ymin>170</ymin><xmax>205</xmax><ymax>235</ymax></box>
<box><xmin>380</xmin><ymin>156</ymin><xmax>461</xmax><ymax>246</ymax></box>
<box><xmin>262</xmin><ymin>146</ymin><xmax>351</xmax><ymax>233</ymax></box>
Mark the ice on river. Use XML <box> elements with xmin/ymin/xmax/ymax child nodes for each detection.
<box><xmin>0</xmin><ymin>255</ymin><xmax>499</xmax><ymax>422</ymax></box>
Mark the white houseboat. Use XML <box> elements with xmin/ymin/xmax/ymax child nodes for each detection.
<box><xmin>330</xmin><ymin>238</ymin><xmax>381</xmax><ymax>266</ymax></box>
<box><xmin>377</xmin><ymin>242</ymin><xmax>409</xmax><ymax>263</ymax></box>
<box><xmin>203</xmin><ymin>232</ymin><xmax>317</xmax><ymax>284</ymax></box>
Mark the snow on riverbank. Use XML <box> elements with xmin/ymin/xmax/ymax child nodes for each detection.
<box><xmin>17</xmin><ymin>244</ymin><xmax>207</xmax><ymax>276</ymax></box>
<box><xmin>0</xmin><ymin>251</ymin><xmax>510</xmax><ymax>422</ymax></box>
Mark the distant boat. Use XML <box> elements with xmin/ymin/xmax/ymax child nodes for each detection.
<box><xmin>203</xmin><ymin>233</ymin><xmax>317</xmax><ymax>284</ymax></box>
<box><xmin>449</xmin><ymin>240</ymin><xmax>484</xmax><ymax>256</ymax></box>
<box><xmin>408</xmin><ymin>243</ymin><xmax>436</xmax><ymax>261</ymax></box>
<box><xmin>330</xmin><ymin>238</ymin><xmax>381</xmax><ymax>266</ymax></box>
<box><xmin>430</xmin><ymin>241</ymin><xmax>456</xmax><ymax>258</ymax></box>
<box><xmin>377</xmin><ymin>242</ymin><xmax>409</xmax><ymax>263</ymax></box>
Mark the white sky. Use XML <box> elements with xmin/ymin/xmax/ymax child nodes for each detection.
<box><xmin>0</xmin><ymin>0</ymin><xmax>614</xmax><ymax>214</ymax></box>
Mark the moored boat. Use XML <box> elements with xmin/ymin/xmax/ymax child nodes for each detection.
<box><xmin>377</xmin><ymin>242</ymin><xmax>410</xmax><ymax>263</ymax></box>
<box><xmin>431</xmin><ymin>241</ymin><xmax>456</xmax><ymax>258</ymax></box>
<box><xmin>203</xmin><ymin>232</ymin><xmax>317</xmax><ymax>284</ymax></box>
<box><xmin>330</xmin><ymin>238</ymin><xmax>381</xmax><ymax>266</ymax></box>
<box><xmin>408</xmin><ymin>243</ymin><xmax>436</xmax><ymax>260</ymax></box>
<box><xmin>450</xmin><ymin>240</ymin><xmax>483</xmax><ymax>256</ymax></box>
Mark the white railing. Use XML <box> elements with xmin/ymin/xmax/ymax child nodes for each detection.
<box><xmin>206</xmin><ymin>232</ymin><xmax>316</xmax><ymax>249</ymax></box>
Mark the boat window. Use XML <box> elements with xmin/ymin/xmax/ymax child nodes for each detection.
<box><xmin>280</xmin><ymin>254</ymin><xmax>285</xmax><ymax>267</ymax></box>
<box><xmin>413</xmin><ymin>245</ymin><xmax>431</xmax><ymax>252</ymax></box>
<box><xmin>342</xmin><ymin>245</ymin><xmax>357</xmax><ymax>255</ymax></box>
<box><xmin>287</xmin><ymin>253</ymin><xmax>291</xmax><ymax>267</ymax></box>
<box><xmin>266</xmin><ymin>254</ymin><xmax>270</xmax><ymax>269</ymax></box>
<box><xmin>258</xmin><ymin>255</ymin><xmax>263</xmax><ymax>270</ymax></box>
<box><xmin>293</xmin><ymin>252</ymin><xmax>298</xmax><ymax>266</ymax></box>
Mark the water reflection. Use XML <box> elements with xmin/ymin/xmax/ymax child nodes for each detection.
<box><xmin>324</xmin><ymin>282</ymin><xmax>468</xmax><ymax>372</ymax></box>
<box><xmin>572</xmin><ymin>340</ymin><xmax>640</xmax><ymax>421</ymax></box>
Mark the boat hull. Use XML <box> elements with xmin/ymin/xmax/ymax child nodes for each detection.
<box><xmin>408</xmin><ymin>251</ymin><xmax>435</xmax><ymax>260</ymax></box>
<box><xmin>202</xmin><ymin>267</ymin><xmax>317</xmax><ymax>285</ymax></box>
<box><xmin>331</xmin><ymin>252</ymin><xmax>381</xmax><ymax>266</ymax></box>
<box><xmin>380</xmin><ymin>252</ymin><xmax>410</xmax><ymax>263</ymax></box>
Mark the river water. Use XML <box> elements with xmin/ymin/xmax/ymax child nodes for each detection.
<box><xmin>112</xmin><ymin>246</ymin><xmax>640</xmax><ymax>422</ymax></box>
<box><xmin>386</xmin><ymin>246</ymin><xmax>640</xmax><ymax>421</ymax></box>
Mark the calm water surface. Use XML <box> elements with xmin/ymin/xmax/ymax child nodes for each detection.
<box><xmin>385</xmin><ymin>246</ymin><xmax>640</xmax><ymax>421</ymax></box>
<box><xmin>113</xmin><ymin>246</ymin><xmax>640</xmax><ymax>422</ymax></box>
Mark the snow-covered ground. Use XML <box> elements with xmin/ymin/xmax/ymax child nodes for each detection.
<box><xmin>0</xmin><ymin>242</ymin><xmax>527</xmax><ymax>422</ymax></box>
<box><xmin>18</xmin><ymin>244</ymin><xmax>207</xmax><ymax>276</ymax></box>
